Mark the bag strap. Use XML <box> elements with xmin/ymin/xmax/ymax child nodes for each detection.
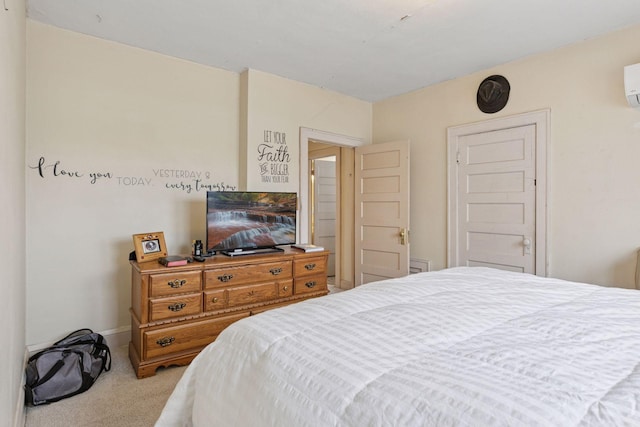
<box><xmin>54</xmin><ymin>328</ymin><xmax>94</xmax><ymax>345</ymax></box>
<box><xmin>57</xmin><ymin>338</ymin><xmax>100</xmax><ymax>347</ymax></box>
<box><xmin>49</xmin><ymin>333</ymin><xmax>103</xmax><ymax>350</ymax></box>
<box><xmin>31</xmin><ymin>357</ymin><xmax>66</xmax><ymax>388</ymax></box>
<box><xmin>28</xmin><ymin>346</ymin><xmax>62</xmax><ymax>363</ymax></box>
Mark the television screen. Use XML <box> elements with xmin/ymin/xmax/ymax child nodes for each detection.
<box><xmin>206</xmin><ymin>191</ymin><xmax>297</xmax><ymax>253</ymax></box>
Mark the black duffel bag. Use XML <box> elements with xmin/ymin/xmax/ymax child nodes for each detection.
<box><xmin>25</xmin><ymin>328</ymin><xmax>111</xmax><ymax>406</ymax></box>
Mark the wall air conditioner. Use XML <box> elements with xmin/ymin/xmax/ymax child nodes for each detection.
<box><xmin>624</xmin><ymin>63</ymin><xmax>640</xmax><ymax>108</ymax></box>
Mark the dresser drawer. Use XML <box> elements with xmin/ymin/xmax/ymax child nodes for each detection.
<box><xmin>144</xmin><ymin>312</ymin><xmax>248</xmax><ymax>360</ymax></box>
<box><xmin>294</xmin><ymin>274</ymin><xmax>327</xmax><ymax>295</ymax></box>
<box><xmin>149</xmin><ymin>293</ymin><xmax>202</xmax><ymax>322</ymax></box>
<box><xmin>150</xmin><ymin>271</ymin><xmax>202</xmax><ymax>297</ymax></box>
<box><xmin>204</xmin><ymin>289</ymin><xmax>227</xmax><ymax>312</ymax></box>
<box><xmin>227</xmin><ymin>283</ymin><xmax>278</xmax><ymax>307</ymax></box>
<box><xmin>205</xmin><ymin>260</ymin><xmax>292</xmax><ymax>289</ymax></box>
<box><xmin>293</xmin><ymin>256</ymin><xmax>326</xmax><ymax>277</ymax></box>
<box><xmin>278</xmin><ymin>279</ymin><xmax>293</xmax><ymax>298</ymax></box>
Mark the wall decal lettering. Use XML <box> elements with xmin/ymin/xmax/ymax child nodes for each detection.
<box><xmin>30</xmin><ymin>157</ymin><xmax>84</xmax><ymax>179</ymax></box>
<box><xmin>259</xmin><ymin>129</ymin><xmax>290</xmax><ymax>184</ymax></box>
<box><xmin>28</xmin><ymin>156</ymin><xmax>236</xmax><ymax>193</ymax></box>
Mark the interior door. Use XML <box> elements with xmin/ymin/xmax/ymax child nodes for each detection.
<box><xmin>354</xmin><ymin>141</ymin><xmax>410</xmax><ymax>285</ymax></box>
<box><xmin>313</xmin><ymin>158</ymin><xmax>336</xmax><ymax>276</ymax></box>
<box><xmin>453</xmin><ymin>125</ymin><xmax>536</xmax><ymax>273</ymax></box>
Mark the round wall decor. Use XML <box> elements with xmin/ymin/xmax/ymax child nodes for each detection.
<box><xmin>477</xmin><ymin>75</ymin><xmax>510</xmax><ymax>113</ymax></box>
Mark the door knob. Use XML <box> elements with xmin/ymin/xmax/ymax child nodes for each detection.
<box><xmin>399</xmin><ymin>228</ymin><xmax>408</xmax><ymax>245</ymax></box>
<box><xmin>523</xmin><ymin>237</ymin><xmax>532</xmax><ymax>254</ymax></box>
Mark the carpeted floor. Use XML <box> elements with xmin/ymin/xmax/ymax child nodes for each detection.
<box><xmin>25</xmin><ymin>285</ymin><xmax>344</xmax><ymax>426</ymax></box>
<box><xmin>25</xmin><ymin>344</ymin><xmax>187</xmax><ymax>427</ymax></box>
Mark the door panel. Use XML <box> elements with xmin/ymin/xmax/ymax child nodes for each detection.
<box><xmin>448</xmin><ymin>110</ymin><xmax>548</xmax><ymax>276</ymax></box>
<box><xmin>355</xmin><ymin>141</ymin><xmax>410</xmax><ymax>285</ymax></box>
<box><xmin>455</xmin><ymin>125</ymin><xmax>536</xmax><ymax>273</ymax></box>
<box><xmin>313</xmin><ymin>159</ymin><xmax>336</xmax><ymax>276</ymax></box>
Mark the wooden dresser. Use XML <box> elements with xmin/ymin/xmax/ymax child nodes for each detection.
<box><xmin>129</xmin><ymin>247</ymin><xmax>328</xmax><ymax>378</ymax></box>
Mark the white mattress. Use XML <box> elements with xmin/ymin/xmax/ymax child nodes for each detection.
<box><xmin>156</xmin><ymin>267</ymin><xmax>640</xmax><ymax>426</ymax></box>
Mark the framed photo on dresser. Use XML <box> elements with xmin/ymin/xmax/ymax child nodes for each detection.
<box><xmin>132</xmin><ymin>232</ymin><xmax>168</xmax><ymax>263</ymax></box>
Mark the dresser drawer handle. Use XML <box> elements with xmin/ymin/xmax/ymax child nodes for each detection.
<box><xmin>212</xmin><ymin>297</ymin><xmax>219</xmax><ymax>303</ymax></box>
<box><xmin>156</xmin><ymin>336</ymin><xmax>175</xmax><ymax>347</ymax></box>
<box><xmin>168</xmin><ymin>279</ymin><xmax>186</xmax><ymax>288</ymax></box>
<box><xmin>305</xmin><ymin>281</ymin><xmax>316</xmax><ymax>288</ymax></box>
<box><xmin>217</xmin><ymin>274</ymin><xmax>234</xmax><ymax>283</ymax></box>
<box><xmin>248</xmin><ymin>290</ymin><xmax>256</xmax><ymax>296</ymax></box>
<box><xmin>282</xmin><ymin>285</ymin><xmax>289</xmax><ymax>291</ymax></box>
<box><xmin>304</xmin><ymin>263</ymin><xmax>316</xmax><ymax>271</ymax></box>
<box><xmin>270</xmin><ymin>267</ymin><xmax>283</xmax><ymax>275</ymax></box>
<box><xmin>168</xmin><ymin>302</ymin><xmax>186</xmax><ymax>312</ymax></box>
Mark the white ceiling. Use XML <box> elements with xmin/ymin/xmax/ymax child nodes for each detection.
<box><xmin>26</xmin><ymin>0</ymin><xmax>640</xmax><ymax>102</ymax></box>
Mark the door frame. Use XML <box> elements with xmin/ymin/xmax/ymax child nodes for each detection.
<box><xmin>299</xmin><ymin>127</ymin><xmax>365</xmax><ymax>242</ymax></box>
<box><xmin>299</xmin><ymin>127</ymin><xmax>366</xmax><ymax>288</ymax></box>
<box><xmin>446</xmin><ymin>109</ymin><xmax>549</xmax><ymax>276</ymax></box>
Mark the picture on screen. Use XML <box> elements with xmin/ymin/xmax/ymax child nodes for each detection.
<box><xmin>206</xmin><ymin>192</ymin><xmax>297</xmax><ymax>252</ymax></box>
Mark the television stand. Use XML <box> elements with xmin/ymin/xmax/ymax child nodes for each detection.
<box><xmin>221</xmin><ymin>247</ymin><xmax>285</xmax><ymax>257</ymax></box>
<box><xmin>129</xmin><ymin>246</ymin><xmax>329</xmax><ymax>378</ymax></box>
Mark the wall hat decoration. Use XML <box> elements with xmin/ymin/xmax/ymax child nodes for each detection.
<box><xmin>477</xmin><ymin>75</ymin><xmax>510</xmax><ymax>113</ymax></box>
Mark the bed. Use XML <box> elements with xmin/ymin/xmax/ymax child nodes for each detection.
<box><xmin>155</xmin><ymin>267</ymin><xmax>640</xmax><ymax>426</ymax></box>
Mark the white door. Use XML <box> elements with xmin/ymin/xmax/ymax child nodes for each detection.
<box><xmin>355</xmin><ymin>141</ymin><xmax>410</xmax><ymax>285</ymax></box>
<box><xmin>448</xmin><ymin>110</ymin><xmax>548</xmax><ymax>275</ymax></box>
<box><xmin>313</xmin><ymin>158</ymin><xmax>336</xmax><ymax>276</ymax></box>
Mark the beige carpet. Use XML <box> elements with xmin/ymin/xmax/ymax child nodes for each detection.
<box><xmin>25</xmin><ymin>344</ymin><xmax>187</xmax><ymax>427</ymax></box>
<box><xmin>26</xmin><ymin>288</ymin><xmax>343</xmax><ymax>426</ymax></box>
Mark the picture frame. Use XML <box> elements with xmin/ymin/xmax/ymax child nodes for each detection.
<box><xmin>132</xmin><ymin>232</ymin><xmax>168</xmax><ymax>263</ymax></box>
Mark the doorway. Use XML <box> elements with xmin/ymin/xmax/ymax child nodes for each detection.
<box><xmin>299</xmin><ymin>128</ymin><xmax>365</xmax><ymax>289</ymax></box>
<box><xmin>309</xmin><ymin>148</ymin><xmax>339</xmax><ymax>278</ymax></box>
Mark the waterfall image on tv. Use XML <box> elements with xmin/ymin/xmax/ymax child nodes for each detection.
<box><xmin>206</xmin><ymin>191</ymin><xmax>297</xmax><ymax>252</ymax></box>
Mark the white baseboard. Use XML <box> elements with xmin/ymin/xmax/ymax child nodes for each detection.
<box><xmin>14</xmin><ymin>401</ymin><xmax>25</xmax><ymax>427</ymax></box>
<box><xmin>26</xmin><ymin>325</ymin><xmax>131</xmax><ymax>354</ymax></box>
<box><xmin>15</xmin><ymin>347</ymin><xmax>29</xmax><ymax>427</ymax></box>
<box><xmin>410</xmin><ymin>258</ymin><xmax>431</xmax><ymax>274</ymax></box>
<box><xmin>100</xmin><ymin>325</ymin><xmax>131</xmax><ymax>348</ymax></box>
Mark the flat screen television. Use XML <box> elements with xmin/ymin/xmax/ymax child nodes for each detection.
<box><xmin>206</xmin><ymin>191</ymin><xmax>297</xmax><ymax>255</ymax></box>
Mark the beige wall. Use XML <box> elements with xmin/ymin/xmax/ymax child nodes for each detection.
<box><xmin>26</xmin><ymin>21</ymin><xmax>240</xmax><ymax>345</ymax></box>
<box><xmin>1</xmin><ymin>1</ymin><xmax>26</xmax><ymax>425</ymax></box>
<box><xmin>25</xmin><ymin>22</ymin><xmax>372</xmax><ymax>347</ymax></box>
<box><xmin>242</xmin><ymin>69</ymin><xmax>371</xmax><ymax>192</ymax></box>
<box><xmin>374</xmin><ymin>24</ymin><xmax>640</xmax><ymax>287</ymax></box>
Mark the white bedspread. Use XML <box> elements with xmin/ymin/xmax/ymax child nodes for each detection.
<box><xmin>156</xmin><ymin>267</ymin><xmax>640</xmax><ymax>426</ymax></box>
